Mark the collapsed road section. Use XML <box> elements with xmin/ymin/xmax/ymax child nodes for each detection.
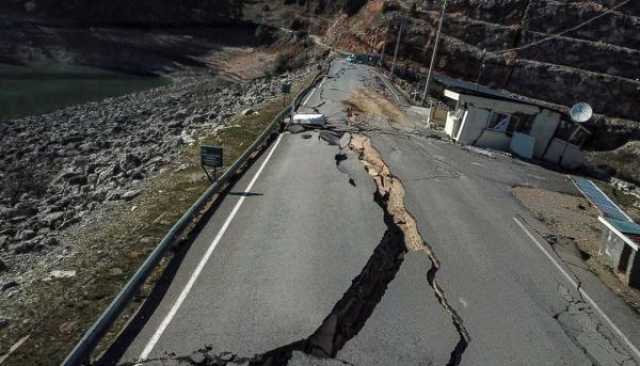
<box><xmin>114</xmin><ymin>130</ymin><xmax>469</xmax><ymax>366</ymax></box>
<box><xmin>348</xmin><ymin>135</ymin><xmax>471</xmax><ymax>366</ymax></box>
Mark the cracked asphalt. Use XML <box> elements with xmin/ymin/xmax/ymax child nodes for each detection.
<box><xmin>109</xmin><ymin>59</ymin><xmax>640</xmax><ymax>366</ymax></box>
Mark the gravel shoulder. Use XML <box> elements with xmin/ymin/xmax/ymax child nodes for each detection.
<box><xmin>513</xmin><ymin>186</ymin><xmax>640</xmax><ymax>316</ymax></box>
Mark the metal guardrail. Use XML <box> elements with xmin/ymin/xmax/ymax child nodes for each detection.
<box><xmin>61</xmin><ymin>68</ymin><xmax>327</xmax><ymax>366</ymax></box>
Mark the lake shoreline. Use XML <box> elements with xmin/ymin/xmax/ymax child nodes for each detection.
<box><xmin>0</xmin><ymin>63</ymin><xmax>171</xmax><ymax>121</ymax></box>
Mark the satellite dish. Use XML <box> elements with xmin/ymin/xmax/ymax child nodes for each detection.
<box><xmin>569</xmin><ymin>102</ymin><xmax>593</xmax><ymax>123</ymax></box>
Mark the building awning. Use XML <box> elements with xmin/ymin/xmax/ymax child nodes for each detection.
<box><xmin>599</xmin><ymin>216</ymin><xmax>640</xmax><ymax>251</ymax></box>
<box><xmin>607</xmin><ymin>217</ymin><xmax>640</xmax><ymax>237</ymax></box>
<box><xmin>573</xmin><ymin>177</ymin><xmax>634</xmax><ymax>222</ymax></box>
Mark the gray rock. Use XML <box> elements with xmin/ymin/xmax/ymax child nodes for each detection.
<box><xmin>52</xmin><ymin>169</ymin><xmax>79</xmax><ymax>185</ymax></box>
<box><xmin>219</xmin><ymin>352</ymin><xmax>235</xmax><ymax>362</ymax></box>
<box><xmin>68</xmin><ymin>175</ymin><xmax>88</xmax><ymax>186</ymax></box>
<box><xmin>122</xmin><ymin>190</ymin><xmax>141</xmax><ymax>201</ymax></box>
<box><xmin>167</xmin><ymin>120</ymin><xmax>183</xmax><ymax>128</ymax></box>
<box><xmin>78</xmin><ymin>142</ymin><xmax>97</xmax><ymax>153</ymax></box>
<box><xmin>1</xmin><ymin>279</ymin><xmax>18</xmax><ymax>292</ymax></box>
<box><xmin>43</xmin><ymin>237</ymin><xmax>59</xmax><ymax>247</ymax></box>
<box><xmin>49</xmin><ymin>270</ymin><xmax>76</xmax><ymax>279</ymax></box>
<box><xmin>0</xmin><ymin>258</ymin><xmax>7</xmax><ymax>273</ymax></box>
<box><xmin>11</xmin><ymin>240</ymin><xmax>43</xmax><ymax>254</ymax></box>
<box><xmin>1</xmin><ymin>207</ymin><xmax>33</xmax><ymax>219</ymax></box>
<box><xmin>17</xmin><ymin>229</ymin><xmax>36</xmax><ymax>241</ymax></box>
<box><xmin>106</xmin><ymin>191</ymin><xmax>121</xmax><ymax>201</ymax></box>
<box><xmin>0</xmin><ymin>318</ymin><xmax>9</xmax><ymax>329</ymax></box>
<box><xmin>0</xmin><ymin>235</ymin><xmax>8</xmax><ymax>249</ymax></box>
<box><xmin>57</xmin><ymin>216</ymin><xmax>80</xmax><ymax>230</ymax></box>
<box><xmin>44</xmin><ymin>212</ymin><xmax>65</xmax><ymax>227</ymax></box>
<box><xmin>91</xmin><ymin>190</ymin><xmax>108</xmax><ymax>202</ymax></box>
<box><xmin>188</xmin><ymin>352</ymin><xmax>206</xmax><ymax>364</ymax></box>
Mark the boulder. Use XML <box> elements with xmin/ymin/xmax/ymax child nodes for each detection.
<box><xmin>17</xmin><ymin>229</ymin><xmax>36</xmax><ymax>241</ymax></box>
<box><xmin>1</xmin><ymin>279</ymin><xmax>18</xmax><ymax>292</ymax></box>
<box><xmin>0</xmin><ymin>235</ymin><xmax>8</xmax><ymax>249</ymax></box>
<box><xmin>68</xmin><ymin>175</ymin><xmax>88</xmax><ymax>186</ymax></box>
<box><xmin>122</xmin><ymin>190</ymin><xmax>141</xmax><ymax>201</ymax></box>
<box><xmin>11</xmin><ymin>240</ymin><xmax>43</xmax><ymax>254</ymax></box>
<box><xmin>50</xmin><ymin>270</ymin><xmax>76</xmax><ymax>279</ymax></box>
<box><xmin>44</xmin><ymin>212</ymin><xmax>65</xmax><ymax>228</ymax></box>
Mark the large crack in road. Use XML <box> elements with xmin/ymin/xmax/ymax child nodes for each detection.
<box><xmin>116</xmin><ymin>130</ymin><xmax>469</xmax><ymax>366</ymax></box>
<box><xmin>348</xmin><ymin>135</ymin><xmax>471</xmax><ymax>366</ymax></box>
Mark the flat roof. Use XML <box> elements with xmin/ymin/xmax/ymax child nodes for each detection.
<box><xmin>435</xmin><ymin>74</ymin><xmax>567</xmax><ymax>114</ymax></box>
<box><xmin>573</xmin><ymin>177</ymin><xmax>634</xmax><ymax>222</ymax></box>
<box><xmin>608</xmin><ymin>217</ymin><xmax>640</xmax><ymax>236</ymax></box>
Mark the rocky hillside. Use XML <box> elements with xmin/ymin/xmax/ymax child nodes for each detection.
<box><xmin>324</xmin><ymin>0</ymin><xmax>640</xmax><ymax>150</ymax></box>
<box><xmin>4</xmin><ymin>0</ymin><xmax>640</xmax><ymax>151</ymax></box>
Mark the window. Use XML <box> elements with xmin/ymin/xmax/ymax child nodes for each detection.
<box><xmin>486</xmin><ymin>112</ymin><xmax>530</xmax><ymax>136</ymax></box>
<box><xmin>568</xmin><ymin>127</ymin><xmax>591</xmax><ymax>147</ymax></box>
<box><xmin>512</xmin><ymin>113</ymin><xmax>535</xmax><ymax>134</ymax></box>
<box><xmin>554</xmin><ymin>119</ymin><xmax>575</xmax><ymax>141</ymax></box>
<box><xmin>487</xmin><ymin>112</ymin><xmax>512</xmax><ymax>133</ymax></box>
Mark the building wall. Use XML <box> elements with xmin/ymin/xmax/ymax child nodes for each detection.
<box><xmin>510</xmin><ymin>132</ymin><xmax>535</xmax><ymax>159</ymax></box>
<box><xmin>630</xmin><ymin>253</ymin><xmax>640</xmax><ymax>289</ymax></box>
<box><xmin>602</xmin><ymin>227</ymin><xmax>627</xmax><ymax>269</ymax></box>
<box><xmin>561</xmin><ymin>144</ymin><xmax>586</xmax><ymax>170</ymax></box>
<box><xmin>530</xmin><ymin>110</ymin><xmax>560</xmax><ymax>159</ymax></box>
<box><xmin>475</xmin><ymin>130</ymin><xmax>511</xmax><ymax>150</ymax></box>
<box><xmin>456</xmin><ymin>106</ymin><xmax>489</xmax><ymax>144</ymax></box>
<box><xmin>543</xmin><ymin>138</ymin><xmax>585</xmax><ymax>169</ymax></box>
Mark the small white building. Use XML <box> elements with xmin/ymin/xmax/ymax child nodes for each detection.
<box><xmin>440</xmin><ymin>77</ymin><xmax>590</xmax><ymax>169</ymax></box>
<box><xmin>599</xmin><ymin>217</ymin><xmax>640</xmax><ymax>289</ymax></box>
<box><xmin>574</xmin><ymin>177</ymin><xmax>640</xmax><ymax>289</ymax></box>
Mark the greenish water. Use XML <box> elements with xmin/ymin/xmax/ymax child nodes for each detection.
<box><xmin>0</xmin><ymin>64</ymin><xmax>170</xmax><ymax>121</ymax></box>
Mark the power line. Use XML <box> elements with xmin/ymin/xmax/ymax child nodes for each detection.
<box><xmin>493</xmin><ymin>0</ymin><xmax>631</xmax><ymax>55</ymax></box>
<box><xmin>399</xmin><ymin>0</ymin><xmax>631</xmax><ymax>57</ymax></box>
<box><xmin>421</xmin><ymin>0</ymin><xmax>448</xmax><ymax>105</ymax></box>
<box><xmin>390</xmin><ymin>16</ymin><xmax>405</xmax><ymax>77</ymax></box>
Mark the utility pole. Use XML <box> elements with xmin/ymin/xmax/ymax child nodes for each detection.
<box><xmin>475</xmin><ymin>48</ymin><xmax>487</xmax><ymax>91</ymax></box>
<box><xmin>390</xmin><ymin>17</ymin><xmax>404</xmax><ymax>77</ymax></box>
<box><xmin>421</xmin><ymin>0</ymin><xmax>448</xmax><ymax>105</ymax></box>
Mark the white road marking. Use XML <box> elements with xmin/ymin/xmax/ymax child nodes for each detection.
<box><xmin>301</xmin><ymin>78</ymin><xmax>326</xmax><ymax>107</ymax></box>
<box><xmin>136</xmin><ymin>134</ymin><xmax>285</xmax><ymax>362</ymax></box>
<box><xmin>513</xmin><ymin>217</ymin><xmax>640</xmax><ymax>360</ymax></box>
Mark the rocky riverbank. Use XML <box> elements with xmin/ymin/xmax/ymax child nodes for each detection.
<box><xmin>0</xmin><ymin>65</ymin><xmax>308</xmax><ymax>295</ymax></box>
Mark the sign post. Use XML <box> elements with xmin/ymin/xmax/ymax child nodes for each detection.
<box><xmin>281</xmin><ymin>81</ymin><xmax>292</xmax><ymax>108</ymax></box>
<box><xmin>200</xmin><ymin>144</ymin><xmax>223</xmax><ymax>182</ymax></box>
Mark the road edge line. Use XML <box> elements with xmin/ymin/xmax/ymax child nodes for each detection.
<box><xmin>136</xmin><ymin>134</ymin><xmax>285</xmax><ymax>362</ymax></box>
<box><xmin>513</xmin><ymin>216</ymin><xmax>640</xmax><ymax>361</ymax></box>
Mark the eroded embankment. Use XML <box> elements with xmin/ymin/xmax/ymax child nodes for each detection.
<box><xmin>348</xmin><ymin>135</ymin><xmax>471</xmax><ymax>366</ymax></box>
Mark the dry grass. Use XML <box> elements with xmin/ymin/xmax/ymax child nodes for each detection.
<box><xmin>347</xmin><ymin>88</ymin><xmax>409</xmax><ymax>127</ymax></box>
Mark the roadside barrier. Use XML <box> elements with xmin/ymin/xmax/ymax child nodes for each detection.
<box><xmin>61</xmin><ymin>66</ymin><xmax>328</xmax><ymax>366</ymax></box>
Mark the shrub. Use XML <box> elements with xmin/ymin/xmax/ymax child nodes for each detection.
<box><xmin>255</xmin><ymin>25</ymin><xmax>274</xmax><ymax>44</ymax></box>
<box><xmin>342</xmin><ymin>0</ymin><xmax>367</xmax><ymax>16</ymax></box>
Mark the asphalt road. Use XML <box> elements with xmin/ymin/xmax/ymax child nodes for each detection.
<box><xmin>112</xmin><ymin>59</ymin><xmax>640</xmax><ymax>366</ymax></box>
